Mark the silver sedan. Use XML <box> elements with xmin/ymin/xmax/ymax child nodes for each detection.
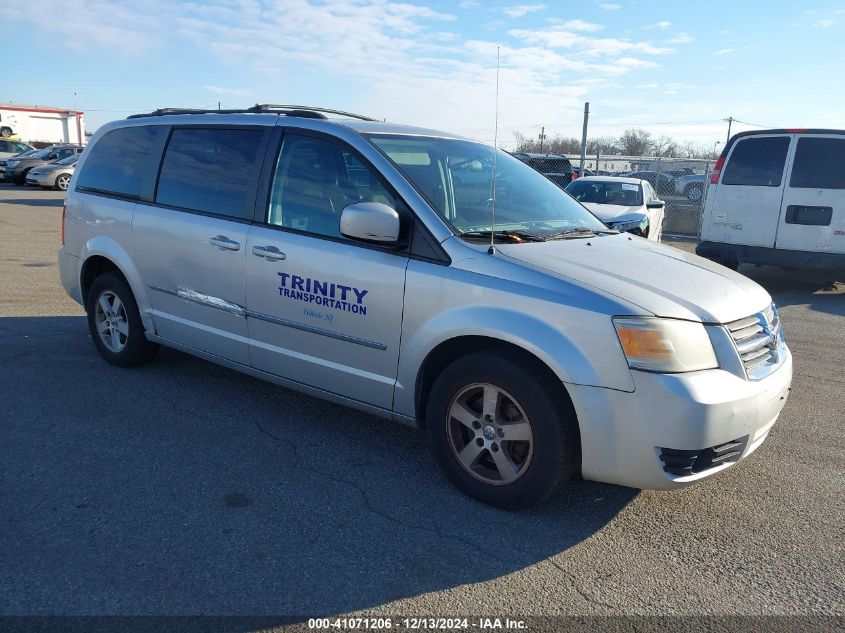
<box><xmin>25</xmin><ymin>154</ymin><xmax>79</xmax><ymax>191</ymax></box>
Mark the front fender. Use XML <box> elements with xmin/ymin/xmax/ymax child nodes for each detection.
<box><xmin>394</xmin><ymin>304</ymin><xmax>635</xmax><ymax>418</ymax></box>
<box><xmin>80</xmin><ymin>235</ymin><xmax>156</xmax><ymax>333</ymax></box>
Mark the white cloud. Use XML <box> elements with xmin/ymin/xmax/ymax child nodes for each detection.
<box><xmin>547</xmin><ymin>19</ymin><xmax>605</xmax><ymax>32</ymax></box>
<box><xmin>713</xmin><ymin>47</ymin><xmax>748</xmax><ymax>56</ymax></box>
<box><xmin>501</xmin><ymin>4</ymin><xmax>547</xmax><ymax>18</ymax></box>
<box><xmin>599</xmin><ymin>3</ymin><xmax>622</xmax><ymax>10</ymax></box>
<box><xmin>815</xmin><ymin>19</ymin><xmax>835</xmax><ymax>28</ymax></box>
<box><xmin>666</xmin><ymin>32</ymin><xmax>694</xmax><ymax>44</ymax></box>
<box><xmin>645</xmin><ymin>21</ymin><xmax>672</xmax><ymax>30</ymax></box>
<box><xmin>509</xmin><ymin>25</ymin><xmax>674</xmax><ymax>56</ymax></box>
<box><xmin>458</xmin><ymin>0</ymin><xmax>479</xmax><ymax>8</ymax></box>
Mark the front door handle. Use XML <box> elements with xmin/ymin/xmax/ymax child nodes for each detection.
<box><xmin>252</xmin><ymin>245</ymin><xmax>286</xmax><ymax>261</ymax></box>
<box><xmin>209</xmin><ymin>235</ymin><xmax>240</xmax><ymax>251</ymax></box>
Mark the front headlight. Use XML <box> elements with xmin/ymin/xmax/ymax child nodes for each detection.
<box><xmin>6</xmin><ymin>160</ymin><xmax>18</xmax><ymax>168</ymax></box>
<box><xmin>613</xmin><ymin>317</ymin><xmax>718</xmax><ymax>373</ymax></box>
<box><xmin>609</xmin><ymin>216</ymin><xmax>648</xmax><ymax>234</ymax></box>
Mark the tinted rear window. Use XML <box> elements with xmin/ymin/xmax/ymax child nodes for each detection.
<box><xmin>790</xmin><ymin>137</ymin><xmax>845</xmax><ymax>189</ymax></box>
<box><xmin>722</xmin><ymin>136</ymin><xmax>790</xmax><ymax>187</ymax></box>
<box><xmin>76</xmin><ymin>126</ymin><xmax>167</xmax><ymax>198</ymax></box>
<box><xmin>155</xmin><ymin>128</ymin><xmax>264</xmax><ymax>220</ymax></box>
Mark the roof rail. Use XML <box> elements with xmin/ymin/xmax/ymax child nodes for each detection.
<box><xmin>251</xmin><ymin>104</ymin><xmax>378</xmax><ymax>121</ymax></box>
<box><xmin>127</xmin><ymin>104</ymin><xmax>378</xmax><ymax>122</ymax></box>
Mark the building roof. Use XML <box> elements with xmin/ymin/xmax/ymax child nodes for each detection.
<box><xmin>0</xmin><ymin>104</ymin><xmax>83</xmax><ymax>115</ymax></box>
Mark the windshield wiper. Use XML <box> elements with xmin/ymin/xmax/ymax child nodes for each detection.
<box><xmin>459</xmin><ymin>229</ymin><xmax>548</xmax><ymax>243</ymax></box>
<box><xmin>545</xmin><ymin>227</ymin><xmax>617</xmax><ymax>240</ymax></box>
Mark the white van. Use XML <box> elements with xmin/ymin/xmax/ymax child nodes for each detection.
<box><xmin>697</xmin><ymin>129</ymin><xmax>845</xmax><ymax>272</ymax></box>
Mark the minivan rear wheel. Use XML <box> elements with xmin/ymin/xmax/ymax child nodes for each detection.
<box><xmin>86</xmin><ymin>272</ymin><xmax>159</xmax><ymax>367</ymax></box>
<box><xmin>425</xmin><ymin>351</ymin><xmax>578</xmax><ymax>509</ymax></box>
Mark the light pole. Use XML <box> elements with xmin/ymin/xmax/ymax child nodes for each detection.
<box><xmin>713</xmin><ymin>140</ymin><xmax>721</xmax><ymax>158</ymax></box>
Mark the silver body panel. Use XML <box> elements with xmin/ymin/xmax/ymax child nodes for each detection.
<box><xmin>58</xmin><ymin>112</ymin><xmax>793</xmax><ymax>491</ymax></box>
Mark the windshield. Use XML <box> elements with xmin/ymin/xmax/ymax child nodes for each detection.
<box><xmin>31</xmin><ymin>148</ymin><xmax>55</xmax><ymax>159</ymax></box>
<box><xmin>366</xmin><ymin>135</ymin><xmax>606</xmax><ymax>239</ymax></box>
<box><xmin>55</xmin><ymin>154</ymin><xmax>79</xmax><ymax>166</ymax></box>
<box><xmin>565</xmin><ymin>180</ymin><xmax>643</xmax><ymax>206</ymax></box>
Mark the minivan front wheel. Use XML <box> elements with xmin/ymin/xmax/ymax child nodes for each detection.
<box><xmin>426</xmin><ymin>351</ymin><xmax>578</xmax><ymax>509</ymax></box>
<box><xmin>86</xmin><ymin>272</ymin><xmax>158</xmax><ymax>367</ymax></box>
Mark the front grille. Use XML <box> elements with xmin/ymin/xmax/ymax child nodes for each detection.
<box><xmin>660</xmin><ymin>436</ymin><xmax>749</xmax><ymax>476</ymax></box>
<box><xmin>726</xmin><ymin>304</ymin><xmax>783</xmax><ymax>378</ymax></box>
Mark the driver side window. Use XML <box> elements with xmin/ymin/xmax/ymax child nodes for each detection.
<box><xmin>267</xmin><ymin>134</ymin><xmax>397</xmax><ymax>239</ymax></box>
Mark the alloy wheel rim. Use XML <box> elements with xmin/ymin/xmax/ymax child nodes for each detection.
<box><xmin>57</xmin><ymin>175</ymin><xmax>69</xmax><ymax>190</ymax></box>
<box><xmin>446</xmin><ymin>383</ymin><xmax>534</xmax><ymax>486</ymax></box>
<box><xmin>94</xmin><ymin>290</ymin><xmax>129</xmax><ymax>353</ymax></box>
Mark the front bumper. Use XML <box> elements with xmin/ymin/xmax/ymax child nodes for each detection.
<box><xmin>568</xmin><ymin>348</ymin><xmax>792</xmax><ymax>490</ymax></box>
<box><xmin>26</xmin><ymin>172</ymin><xmax>55</xmax><ymax>187</ymax></box>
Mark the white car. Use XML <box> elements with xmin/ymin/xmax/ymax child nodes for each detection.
<box><xmin>0</xmin><ymin>139</ymin><xmax>33</xmax><ymax>159</ymax></box>
<box><xmin>565</xmin><ymin>176</ymin><xmax>666</xmax><ymax>241</ymax></box>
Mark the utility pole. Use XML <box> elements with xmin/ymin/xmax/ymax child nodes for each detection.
<box><xmin>579</xmin><ymin>102</ymin><xmax>590</xmax><ymax>176</ymax></box>
<box><xmin>725</xmin><ymin>116</ymin><xmax>734</xmax><ymax>144</ymax></box>
<box><xmin>218</xmin><ymin>101</ymin><xmax>221</xmax><ymax>111</ymax></box>
<box><xmin>538</xmin><ymin>126</ymin><xmax>546</xmax><ymax>152</ymax></box>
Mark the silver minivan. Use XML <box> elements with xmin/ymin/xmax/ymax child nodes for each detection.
<box><xmin>59</xmin><ymin>105</ymin><xmax>793</xmax><ymax>509</ymax></box>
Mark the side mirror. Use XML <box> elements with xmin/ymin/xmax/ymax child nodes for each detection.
<box><xmin>340</xmin><ymin>202</ymin><xmax>401</xmax><ymax>243</ymax></box>
<box><xmin>646</xmin><ymin>200</ymin><xmax>665</xmax><ymax>209</ymax></box>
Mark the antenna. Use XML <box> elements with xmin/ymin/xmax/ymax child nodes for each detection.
<box><xmin>488</xmin><ymin>46</ymin><xmax>500</xmax><ymax>256</ymax></box>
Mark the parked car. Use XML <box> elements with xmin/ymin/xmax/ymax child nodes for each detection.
<box><xmin>571</xmin><ymin>166</ymin><xmax>596</xmax><ymax>178</ymax></box>
<box><xmin>58</xmin><ymin>105</ymin><xmax>791</xmax><ymax>509</ymax></box>
<box><xmin>565</xmin><ymin>176</ymin><xmax>665</xmax><ymax>241</ymax></box>
<box><xmin>698</xmin><ymin>129</ymin><xmax>845</xmax><ymax>272</ymax></box>
<box><xmin>0</xmin><ymin>139</ymin><xmax>33</xmax><ymax>159</ymax></box>
<box><xmin>1</xmin><ymin>144</ymin><xmax>83</xmax><ymax>184</ymax></box>
<box><xmin>624</xmin><ymin>170</ymin><xmax>676</xmax><ymax>195</ymax></box>
<box><xmin>510</xmin><ymin>152</ymin><xmax>574</xmax><ymax>187</ymax></box>
<box><xmin>664</xmin><ymin>168</ymin><xmax>694</xmax><ymax>178</ymax></box>
<box><xmin>674</xmin><ymin>172</ymin><xmax>707</xmax><ymax>201</ymax></box>
<box><xmin>26</xmin><ymin>153</ymin><xmax>79</xmax><ymax>191</ymax></box>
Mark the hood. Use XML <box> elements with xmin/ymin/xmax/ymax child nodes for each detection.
<box><xmin>496</xmin><ymin>234</ymin><xmax>770</xmax><ymax>323</ymax></box>
<box><xmin>580</xmin><ymin>203</ymin><xmax>644</xmax><ymax>222</ymax></box>
<box><xmin>36</xmin><ymin>162</ymin><xmax>69</xmax><ymax>172</ymax></box>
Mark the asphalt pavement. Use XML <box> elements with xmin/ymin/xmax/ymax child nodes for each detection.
<box><xmin>1</xmin><ymin>185</ymin><xmax>843</xmax><ymax>621</ymax></box>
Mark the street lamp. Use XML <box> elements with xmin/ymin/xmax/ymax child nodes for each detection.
<box><xmin>713</xmin><ymin>140</ymin><xmax>721</xmax><ymax>157</ymax></box>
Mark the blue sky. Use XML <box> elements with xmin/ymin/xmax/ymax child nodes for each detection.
<box><xmin>4</xmin><ymin>0</ymin><xmax>844</xmax><ymax>149</ymax></box>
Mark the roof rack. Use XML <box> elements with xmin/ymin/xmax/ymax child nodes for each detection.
<box><xmin>127</xmin><ymin>104</ymin><xmax>378</xmax><ymax>122</ymax></box>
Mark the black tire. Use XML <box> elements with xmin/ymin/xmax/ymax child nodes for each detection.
<box><xmin>86</xmin><ymin>271</ymin><xmax>159</xmax><ymax>367</ymax></box>
<box><xmin>55</xmin><ymin>173</ymin><xmax>71</xmax><ymax>191</ymax></box>
<box><xmin>425</xmin><ymin>351</ymin><xmax>579</xmax><ymax>510</ymax></box>
<box><xmin>0</xmin><ymin>127</ymin><xmax>12</xmax><ymax>138</ymax></box>
<box><xmin>13</xmin><ymin>168</ymin><xmax>30</xmax><ymax>185</ymax></box>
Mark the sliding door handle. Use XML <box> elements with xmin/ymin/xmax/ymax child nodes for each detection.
<box><xmin>209</xmin><ymin>235</ymin><xmax>240</xmax><ymax>251</ymax></box>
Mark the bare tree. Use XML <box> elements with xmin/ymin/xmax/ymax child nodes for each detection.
<box><xmin>653</xmin><ymin>135</ymin><xmax>679</xmax><ymax>158</ymax></box>
<box><xmin>618</xmin><ymin>129</ymin><xmax>654</xmax><ymax>156</ymax></box>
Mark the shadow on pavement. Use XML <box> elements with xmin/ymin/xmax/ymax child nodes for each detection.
<box><xmin>1</xmin><ymin>196</ymin><xmax>65</xmax><ymax>207</ymax></box>
<box><xmin>737</xmin><ymin>264</ymin><xmax>844</xmax><ymax>317</ymax></box>
<box><xmin>1</xmin><ymin>316</ymin><xmax>637</xmax><ymax>617</ymax></box>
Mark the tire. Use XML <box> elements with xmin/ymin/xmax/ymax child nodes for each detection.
<box><xmin>684</xmin><ymin>183</ymin><xmax>703</xmax><ymax>202</ymax></box>
<box><xmin>85</xmin><ymin>271</ymin><xmax>159</xmax><ymax>367</ymax></box>
<box><xmin>55</xmin><ymin>173</ymin><xmax>71</xmax><ymax>191</ymax></box>
<box><xmin>425</xmin><ymin>351</ymin><xmax>579</xmax><ymax>510</ymax></box>
<box><xmin>0</xmin><ymin>127</ymin><xmax>12</xmax><ymax>138</ymax></box>
<box><xmin>13</xmin><ymin>168</ymin><xmax>30</xmax><ymax>185</ymax></box>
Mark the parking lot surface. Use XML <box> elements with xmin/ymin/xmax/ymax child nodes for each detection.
<box><xmin>1</xmin><ymin>185</ymin><xmax>844</xmax><ymax>618</ymax></box>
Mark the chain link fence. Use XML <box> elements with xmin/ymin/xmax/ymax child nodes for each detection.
<box><xmin>514</xmin><ymin>152</ymin><xmax>713</xmax><ymax>238</ymax></box>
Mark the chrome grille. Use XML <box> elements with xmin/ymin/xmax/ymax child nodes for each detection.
<box><xmin>726</xmin><ymin>304</ymin><xmax>783</xmax><ymax>378</ymax></box>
